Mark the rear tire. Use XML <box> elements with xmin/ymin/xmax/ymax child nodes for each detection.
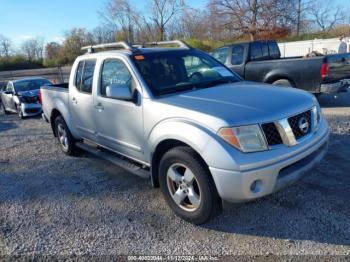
<box><xmin>159</xmin><ymin>146</ymin><xmax>222</xmax><ymax>225</ymax></box>
<box><xmin>54</xmin><ymin>116</ymin><xmax>80</xmax><ymax>156</ymax></box>
<box><xmin>272</xmin><ymin>79</ymin><xmax>293</xmax><ymax>88</ymax></box>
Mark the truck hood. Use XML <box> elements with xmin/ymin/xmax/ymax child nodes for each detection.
<box><xmin>158</xmin><ymin>82</ymin><xmax>316</xmax><ymax>126</ymax></box>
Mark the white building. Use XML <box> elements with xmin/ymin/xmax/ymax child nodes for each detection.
<box><xmin>278</xmin><ymin>38</ymin><xmax>350</xmax><ymax>57</ymax></box>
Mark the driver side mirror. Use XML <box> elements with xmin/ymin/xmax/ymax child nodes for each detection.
<box><xmin>106</xmin><ymin>83</ymin><xmax>133</xmax><ymax>101</ymax></box>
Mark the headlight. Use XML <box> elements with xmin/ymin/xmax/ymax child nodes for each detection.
<box><xmin>218</xmin><ymin>125</ymin><xmax>268</xmax><ymax>153</ymax></box>
<box><xmin>18</xmin><ymin>96</ymin><xmax>26</xmax><ymax>103</ymax></box>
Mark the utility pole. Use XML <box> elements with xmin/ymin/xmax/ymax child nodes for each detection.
<box><xmin>297</xmin><ymin>0</ymin><xmax>301</xmax><ymax>36</ymax></box>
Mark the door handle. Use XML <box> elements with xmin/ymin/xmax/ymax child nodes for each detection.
<box><xmin>72</xmin><ymin>98</ymin><xmax>77</xmax><ymax>104</ymax></box>
<box><xmin>95</xmin><ymin>102</ymin><xmax>104</xmax><ymax>110</ymax></box>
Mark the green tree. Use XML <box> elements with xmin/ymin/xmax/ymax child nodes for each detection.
<box><xmin>57</xmin><ymin>28</ymin><xmax>95</xmax><ymax>65</ymax></box>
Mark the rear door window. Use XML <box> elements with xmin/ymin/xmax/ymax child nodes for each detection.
<box><xmin>75</xmin><ymin>60</ymin><xmax>96</xmax><ymax>94</ymax></box>
<box><xmin>75</xmin><ymin>61</ymin><xmax>84</xmax><ymax>88</ymax></box>
<box><xmin>261</xmin><ymin>42</ymin><xmax>269</xmax><ymax>58</ymax></box>
<box><xmin>268</xmin><ymin>41</ymin><xmax>280</xmax><ymax>59</ymax></box>
<box><xmin>81</xmin><ymin>60</ymin><xmax>96</xmax><ymax>93</ymax></box>
<box><xmin>250</xmin><ymin>42</ymin><xmax>263</xmax><ymax>61</ymax></box>
<box><xmin>212</xmin><ymin>47</ymin><xmax>229</xmax><ymax>64</ymax></box>
<box><xmin>231</xmin><ymin>45</ymin><xmax>244</xmax><ymax>65</ymax></box>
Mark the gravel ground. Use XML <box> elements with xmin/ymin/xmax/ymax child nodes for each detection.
<box><xmin>0</xmin><ymin>92</ymin><xmax>349</xmax><ymax>258</ymax></box>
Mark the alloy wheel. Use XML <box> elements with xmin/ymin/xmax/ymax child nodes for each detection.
<box><xmin>57</xmin><ymin>123</ymin><xmax>69</xmax><ymax>151</ymax></box>
<box><xmin>166</xmin><ymin>163</ymin><xmax>201</xmax><ymax>212</ymax></box>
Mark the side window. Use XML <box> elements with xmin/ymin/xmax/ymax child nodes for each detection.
<box><xmin>261</xmin><ymin>42</ymin><xmax>269</xmax><ymax>58</ymax></box>
<box><xmin>212</xmin><ymin>47</ymin><xmax>229</xmax><ymax>64</ymax></box>
<box><xmin>268</xmin><ymin>41</ymin><xmax>280</xmax><ymax>59</ymax></box>
<box><xmin>74</xmin><ymin>60</ymin><xmax>96</xmax><ymax>94</ymax></box>
<box><xmin>75</xmin><ymin>61</ymin><xmax>84</xmax><ymax>88</ymax></box>
<box><xmin>231</xmin><ymin>45</ymin><xmax>244</xmax><ymax>65</ymax></box>
<box><xmin>100</xmin><ymin>59</ymin><xmax>133</xmax><ymax>97</ymax></box>
<box><xmin>250</xmin><ymin>42</ymin><xmax>263</xmax><ymax>61</ymax></box>
<box><xmin>81</xmin><ymin>60</ymin><xmax>96</xmax><ymax>93</ymax></box>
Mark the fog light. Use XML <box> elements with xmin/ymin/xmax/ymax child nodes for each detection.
<box><xmin>250</xmin><ymin>180</ymin><xmax>262</xmax><ymax>193</ymax></box>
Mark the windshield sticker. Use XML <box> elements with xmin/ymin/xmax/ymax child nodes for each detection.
<box><xmin>212</xmin><ymin>67</ymin><xmax>232</xmax><ymax>77</ymax></box>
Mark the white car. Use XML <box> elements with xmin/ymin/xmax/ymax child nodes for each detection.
<box><xmin>1</xmin><ymin>77</ymin><xmax>51</xmax><ymax>118</ymax></box>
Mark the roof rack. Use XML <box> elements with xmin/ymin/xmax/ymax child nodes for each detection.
<box><xmin>136</xmin><ymin>40</ymin><xmax>192</xmax><ymax>49</ymax></box>
<box><xmin>81</xmin><ymin>40</ymin><xmax>192</xmax><ymax>54</ymax></box>
<box><xmin>81</xmin><ymin>41</ymin><xmax>135</xmax><ymax>53</ymax></box>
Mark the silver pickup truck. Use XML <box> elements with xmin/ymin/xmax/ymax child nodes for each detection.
<box><xmin>41</xmin><ymin>40</ymin><xmax>329</xmax><ymax>224</ymax></box>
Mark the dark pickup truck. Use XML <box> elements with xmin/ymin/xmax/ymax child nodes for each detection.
<box><xmin>212</xmin><ymin>40</ymin><xmax>350</xmax><ymax>94</ymax></box>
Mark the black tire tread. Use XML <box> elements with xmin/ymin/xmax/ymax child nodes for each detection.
<box><xmin>54</xmin><ymin>116</ymin><xmax>80</xmax><ymax>156</ymax></box>
<box><xmin>1</xmin><ymin>102</ymin><xmax>10</xmax><ymax>115</ymax></box>
<box><xmin>159</xmin><ymin>146</ymin><xmax>222</xmax><ymax>224</ymax></box>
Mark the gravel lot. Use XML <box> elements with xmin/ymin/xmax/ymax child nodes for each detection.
<box><xmin>0</xmin><ymin>92</ymin><xmax>349</xmax><ymax>258</ymax></box>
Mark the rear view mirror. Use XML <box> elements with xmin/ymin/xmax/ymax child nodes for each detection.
<box><xmin>106</xmin><ymin>84</ymin><xmax>132</xmax><ymax>101</ymax></box>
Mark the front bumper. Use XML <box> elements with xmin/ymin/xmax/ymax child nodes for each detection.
<box><xmin>320</xmin><ymin>79</ymin><xmax>350</xmax><ymax>93</ymax></box>
<box><xmin>21</xmin><ymin>103</ymin><xmax>42</xmax><ymax>117</ymax></box>
<box><xmin>210</xmin><ymin>119</ymin><xmax>329</xmax><ymax>202</ymax></box>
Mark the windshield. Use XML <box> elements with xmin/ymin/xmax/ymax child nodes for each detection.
<box><xmin>132</xmin><ymin>50</ymin><xmax>241</xmax><ymax>96</ymax></box>
<box><xmin>14</xmin><ymin>79</ymin><xmax>52</xmax><ymax>92</ymax></box>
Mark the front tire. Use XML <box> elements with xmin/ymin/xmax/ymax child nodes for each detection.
<box><xmin>17</xmin><ymin>106</ymin><xmax>24</xmax><ymax>119</ymax></box>
<box><xmin>1</xmin><ymin>102</ymin><xmax>10</xmax><ymax>115</ymax></box>
<box><xmin>159</xmin><ymin>146</ymin><xmax>222</xmax><ymax>225</ymax></box>
<box><xmin>54</xmin><ymin>116</ymin><xmax>80</xmax><ymax>156</ymax></box>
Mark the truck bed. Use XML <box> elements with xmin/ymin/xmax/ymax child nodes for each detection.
<box><xmin>244</xmin><ymin>56</ymin><xmax>324</xmax><ymax>92</ymax></box>
<box><xmin>41</xmin><ymin>83</ymin><xmax>69</xmax><ymax>123</ymax></box>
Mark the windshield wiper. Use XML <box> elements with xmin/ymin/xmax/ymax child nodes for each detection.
<box><xmin>157</xmin><ymin>78</ymin><xmax>234</xmax><ymax>96</ymax></box>
<box><xmin>193</xmin><ymin>79</ymin><xmax>232</xmax><ymax>89</ymax></box>
<box><xmin>157</xmin><ymin>84</ymin><xmax>195</xmax><ymax>96</ymax></box>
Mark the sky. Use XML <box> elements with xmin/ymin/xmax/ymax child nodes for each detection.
<box><xmin>0</xmin><ymin>0</ymin><xmax>207</xmax><ymax>47</ymax></box>
<box><xmin>0</xmin><ymin>0</ymin><xmax>348</xmax><ymax>47</ymax></box>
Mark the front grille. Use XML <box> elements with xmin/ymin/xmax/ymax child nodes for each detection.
<box><xmin>261</xmin><ymin>122</ymin><xmax>283</xmax><ymax>146</ymax></box>
<box><xmin>288</xmin><ymin>110</ymin><xmax>312</xmax><ymax>140</ymax></box>
<box><xmin>24</xmin><ymin>96</ymin><xmax>38</xmax><ymax>103</ymax></box>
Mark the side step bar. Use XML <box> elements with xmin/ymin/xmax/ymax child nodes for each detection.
<box><xmin>76</xmin><ymin>142</ymin><xmax>150</xmax><ymax>179</ymax></box>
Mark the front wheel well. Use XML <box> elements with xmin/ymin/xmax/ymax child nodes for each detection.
<box><xmin>50</xmin><ymin>109</ymin><xmax>62</xmax><ymax>137</ymax></box>
<box><xmin>150</xmin><ymin>139</ymin><xmax>209</xmax><ymax>188</ymax></box>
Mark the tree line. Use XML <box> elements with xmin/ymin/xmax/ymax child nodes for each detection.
<box><xmin>0</xmin><ymin>0</ymin><xmax>349</xmax><ymax>70</ymax></box>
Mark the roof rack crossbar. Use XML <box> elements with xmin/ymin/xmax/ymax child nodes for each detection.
<box><xmin>81</xmin><ymin>40</ymin><xmax>192</xmax><ymax>54</ymax></box>
<box><xmin>136</xmin><ymin>40</ymin><xmax>191</xmax><ymax>49</ymax></box>
<box><xmin>81</xmin><ymin>41</ymin><xmax>135</xmax><ymax>53</ymax></box>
